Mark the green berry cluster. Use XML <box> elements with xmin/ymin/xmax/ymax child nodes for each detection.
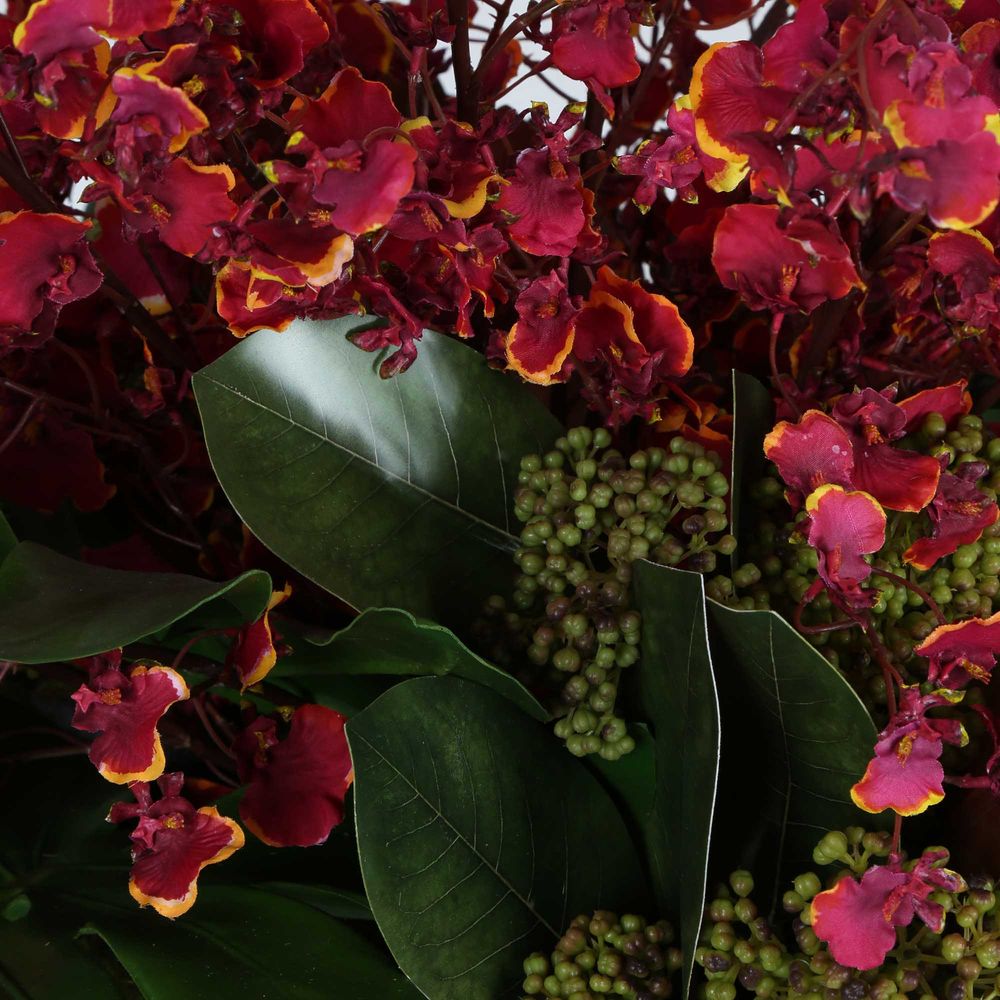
<box><xmin>696</xmin><ymin>828</ymin><xmax>1000</xmax><ymax>1000</ymax></box>
<box><xmin>520</xmin><ymin>910</ymin><xmax>682</xmax><ymax>1000</ymax></box>
<box><xmin>477</xmin><ymin>427</ymin><xmax>734</xmax><ymax>757</ymax></box>
<box><xmin>734</xmin><ymin>412</ymin><xmax>1000</xmax><ymax>699</ymax></box>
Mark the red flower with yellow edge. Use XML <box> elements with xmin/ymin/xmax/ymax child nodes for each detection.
<box><xmin>688</xmin><ymin>41</ymin><xmax>793</xmax><ymax>185</ymax></box>
<box><xmin>0</xmin><ymin>211</ymin><xmax>102</xmax><ymax>336</ymax></box>
<box><xmin>852</xmin><ymin>686</ymin><xmax>967</xmax><ymax>816</ymax></box>
<box><xmin>227</xmin><ymin>584</ymin><xmax>292</xmax><ymax>691</ymax></box>
<box><xmin>505</xmin><ymin>269</ymin><xmax>578</xmax><ymax>384</ymax></box>
<box><xmin>575</xmin><ymin>266</ymin><xmax>693</xmax><ymax>379</ymax></box>
<box><xmin>282</xmin><ymin>66</ymin><xmax>417</xmax><ymax>236</ymax></box>
<box><xmin>246</xmin><ymin>219</ymin><xmax>355</xmax><ymax>287</ymax></box>
<box><xmin>71</xmin><ymin>652</ymin><xmax>189</xmax><ymax>784</ymax></box>
<box><xmin>401</xmin><ymin>118</ymin><xmax>495</xmax><ymax>221</ymax></box>
<box><xmin>224</xmin><ymin>0</ymin><xmax>329</xmax><ymax>89</ymax></box>
<box><xmin>497</xmin><ymin>148</ymin><xmax>593</xmax><ymax>258</ymax></box>
<box><xmin>812</xmin><ymin>851</ymin><xmax>965</xmax><ymax>971</ymax></box>
<box><xmin>882</xmin><ymin>45</ymin><xmax>997</xmax><ymax>152</ymax></box>
<box><xmin>804</xmin><ymin>485</ymin><xmax>886</xmax><ymax>608</ymax></box>
<box><xmin>829</xmin><ymin>388</ymin><xmax>941</xmax><ymax>514</ymax></box>
<box><xmin>132</xmin><ymin>158</ymin><xmax>237</xmax><ymax>257</ymax></box>
<box><xmin>712</xmin><ymin>204</ymin><xmax>862</xmax><ymax>314</ymax></box>
<box><xmin>896</xmin><ymin>381</ymin><xmax>972</xmax><ymax>432</ymax></box>
<box><xmin>881</xmin><ymin>133</ymin><xmax>1000</xmax><ymax>231</ymax></box>
<box><xmin>13</xmin><ymin>0</ymin><xmax>181</xmax><ymax>66</ymax></box>
<box><xmin>615</xmin><ymin>101</ymin><xmax>744</xmax><ymax>207</ymax></box>
<box><xmin>917</xmin><ymin>610</ymin><xmax>1000</xmax><ymax>688</ymax></box>
<box><xmin>235</xmin><ymin>705</ymin><xmax>353</xmax><ymax>848</ymax></box>
<box><xmin>108</xmin><ymin>773</ymin><xmax>244</xmax><ymax>918</ymax></box>
<box><xmin>102</xmin><ymin>61</ymin><xmax>209</xmax><ymax>156</ymax></box>
<box><xmin>926</xmin><ymin>230</ymin><xmax>1000</xmax><ymax>331</ymax></box>
<box><xmin>763</xmin><ymin>410</ymin><xmax>855</xmax><ymax>503</ymax></box>
<box><xmin>903</xmin><ymin>460</ymin><xmax>998</xmax><ymax>572</ymax></box>
<box><xmin>215</xmin><ymin>260</ymin><xmax>320</xmax><ymax>337</ymax></box>
<box><xmin>548</xmin><ymin>0</ymin><xmax>639</xmax><ymax>116</ymax></box>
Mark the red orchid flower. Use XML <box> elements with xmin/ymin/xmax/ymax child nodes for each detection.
<box><xmin>712</xmin><ymin>204</ymin><xmax>862</xmax><ymax>314</ymax></box>
<box><xmin>226</xmin><ymin>584</ymin><xmax>292</xmax><ymax>691</ymax></box>
<box><xmin>615</xmin><ymin>101</ymin><xmax>743</xmax><ymax>207</ymax></box>
<box><xmin>903</xmin><ymin>460</ymin><xmax>998</xmax><ymax>571</ymax></box>
<box><xmin>926</xmin><ymin>229</ymin><xmax>1000</xmax><ymax>331</ymax></box>
<box><xmin>852</xmin><ymin>686</ymin><xmax>968</xmax><ymax>816</ymax></box>
<box><xmin>505</xmin><ymin>269</ymin><xmax>578</xmax><ymax>384</ymax></box>
<box><xmin>812</xmin><ymin>850</ymin><xmax>966</xmax><ymax>970</ymax></box>
<box><xmin>574</xmin><ymin>266</ymin><xmax>694</xmax><ymax>381</ymax></box>
<box><xmin>0</xmin><ymin>211</ymin><xmax>102</xmax><ymax>338</ymax></box>
<box><xmin>497</xmin><ymin>148</ymin><xmax>592</xmax><ymax>258</ymax></box>
<box><xmin>804</xmin><ymin>484</ymin><xmax>886</xmax><ymax>608</ymax></box>
<box><xmin>765</xmin><ymin>386</ymin><xmax>945</xmax><ymax>513</ymax></box>
<box><xmin>548</xmin><ymin>0</ymin><xmax>640</xmax><ymax>116</ymax></box>
<box><xmin>917</xmin><ymin>610</ymin><xmax>1000</xmax><ymax>688</ymax></box>
<box><xmin>108</xmin><ymin>773</ymin><xmax>244</xmax><ymax>918</ymax></box>
<box><xmin>829</xmin><ymin>388</ymin><xmax>942</xmax><ymax>513</ymax></box>
<box><xmin>72</xmin><ymin>651</ymin><xmax>189</xmax><ymax>784</ymax></box>
<box><xmin>235</xmin><ymin>705</ymin><xmax>353</xmax><ymax>848</ymax></box>
<box><xmin>222</xmin><ymin>0</ymin><xmax>328</xmax><ymax>89</ymax></box>
<box><xmin>281</xmin><ymin>66</ymin><xmax>417</xmax><ymax>236</ymax></box>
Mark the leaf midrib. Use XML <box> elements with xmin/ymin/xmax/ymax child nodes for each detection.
<box><xmin>198</xmin><ymin>374</ymin><xmax>517</xmax><ymax>550</ymax></box>
<box><xmin>351</xmin><ymin>730</ymin><xmax>560</xmax><ymax>938</ymax></box>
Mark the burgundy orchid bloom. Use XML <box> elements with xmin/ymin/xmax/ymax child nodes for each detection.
<box><xmin>108</xmin><ymin>773</ymin><xmax>244</xmax><ymax>918</ymax></box>
<box><xmin>917</xmin><ymin>610</ymin><xmax>1000</xmax><ymax>688</ymax></box>
<box><xmin>226</xmin><ymin>584</ymin><xmax>292</xmax><ymax>691</ymax></box>
<box><xmin>811</xmin><ymin>849</ymin><xmax>966</xmax><ymax>970</ymax></box>
<box><xmin>926</xmin><ymin>229</ymin><xmax>1000</xmax><ymax>331</ymax></box>
<box><xmin>235</xmin><ymin>705</ymin><xmax>353</xmax><ymax>848</ymax></box>
<box><xmin>712</xmin><ymin>204</ymin><xmax>863</xmax><ymax>314</ymax></box>
<box><xmin>804</xmin><ymin>484</ymin><xmax>886</xmax><ymax>608</ymax></box>
<box><xmin>498</xmin><ymin>148</ymin><xmax>593</xmax><ymax>258</ymax></box>
<box><xmin>903</xmin><ymin>460</ymin><xmax>998</xmax><ymax>571</ymax></box>
<box><xmin>852</xmin><ymin>686</ymin><xmax>967</xmax><ymax>816</ymax></box>
<box><xmin>71</xmin><ymin>651</ymin><xmax>189</xmax><ymax>784</ymax></box>
<box><xmin>830</xmin><ymin>388</ymin><xmax>942</xmax><ymax>513</ymax></box>
<box><xmin>505</xmin><ymin>269</ymin><xmax>578</xmax><ymax>384</ymax></box>
<box><xmin>280</xmin><ymin>67</ymin><xmax>417</xmax><ymax>236</ymax></box>
<box><xmin>130</xmin><ymin>158</ymin><xmax>238</xmax><ymax>257</ymax></box>
<box><xmin>0</xmin><ymin>211</ymin><xmax>102</xmax><ymax>338</ymax></box>
<box><xmin>548</xmin><ymin>0</ymin><xmax>639</xmax><ymax>116</ymax></box>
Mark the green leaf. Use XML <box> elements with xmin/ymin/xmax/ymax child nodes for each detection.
<box><xmin>193</xmin><ymin>318</ymin><xmax>562</xmax><ymax>624</ymax></box>
<box><xmin>706</xmin><ymin>601</ymin><xmax>880</xmax><ymax>905</ymax></box>
<box><xmin>0</xmin><ymin>542</ymin><xmax>271</xmax><ymax>663</ymax></box>
<box><xmin>348</xmin><ymin>676</ymin><xmax>646</xmax><ymax>1000</ymax></box>
<box><xmin>730</xmin><ymin>371</ymin><xmax>772</xmax><ymax>555</ymax></box>
<box><xmin>76</xmin><ymin>885</ymin><xmax>418</xmax><ymax>1000</ymax></box>
<box><xmin>277</xmin><ymin>607</ymin><xmax>548</xmax><ymax>721</ymax></box>
<box><xmin>0</xmin><ymin>508</ymin><xmax>15</xmax><ymax>563</ymax></box>
<box><xmin>0</xmin><ymin>755</ymin><xmax>417</xmax><ymax>999</ymax></box>
<box><xmin>631</xmin><ymin>561</ymin><xmax>720</xmax><ymax>997</ymax></box>
<box><xmin>588</xmin><ymin>724</ymin><xmax>666</xmax><ymax>898</ymax></box>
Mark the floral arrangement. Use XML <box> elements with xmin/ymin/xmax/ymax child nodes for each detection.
<box><xmin>4</xmin><ymin>0</ymin><xmax>1000</xmax><ymax>997</ymax></box>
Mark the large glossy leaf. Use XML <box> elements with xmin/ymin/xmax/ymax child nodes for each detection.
<box><xmin>631</xmin><ymin>560</ymin><xmax>720</xmax><ymax>998</ymax></box>
<box><xmin>0</xmin><ymin>542</ymin><xmax>271</xmax><ymax>663</ymax></box>
<box><xmin>706</xmin><ymin>602</ymin><xmax>880</xmax><ymax>903</ymax></box>
<box><xmin>276</xmin><ymin>607</ymin><xmax>548</xmax><ymax>721</ymax></box>
<box><xmin>730</xmin><ymin>371</ymin><xmax>772</xmax><ymax>555</ymax></box>
<box><xmin>348</xmin><ymin>676</ymin><xmax>646</xmax><ymax>1000</ymax></box>
<box><xmin>588</xmin><ymin>724</ymin><xmax>665</xmax><ymax>897</ymax></box>
<box><xmin>193</xmin><ymin>318</ymin><xmax>562</xmax><ymax>625</ymax></box>
<box><xmin>0</xmin><ymin>755</ymin><xmax>417</xmax><ymax>999</ymax></box>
